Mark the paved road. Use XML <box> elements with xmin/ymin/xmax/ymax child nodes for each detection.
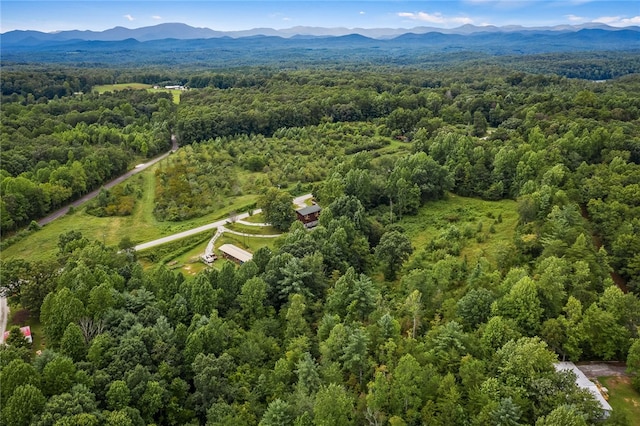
<box><xmin>0</xmin><ymin>296</ymin><xmax>8</xmax><ymax>344</ymax></box>
<box><xmin>134</xmin><ymin>193</ymin><xmax>313</xmax><ymax>251</ymax></box>
<box><xmin>37</xmin><ymin>136</ymin><xmax>178</xmax><ymax>227</ymax></box>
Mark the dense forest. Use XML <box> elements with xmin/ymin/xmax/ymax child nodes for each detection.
<box><xmin>2</xmin><ymin>61</ymin><xmax>640</xmax><ymax>425</ymax></box>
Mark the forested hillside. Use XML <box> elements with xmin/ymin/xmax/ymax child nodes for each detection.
<box><xmin>0</xmin><ymin>88</ymin><xmax>175</xmax><ymax>230</ymax></box>
<box><xmin>2</xmin><ymin>64</ymin><xmax>640</xmax><ymax>425</ymax></box>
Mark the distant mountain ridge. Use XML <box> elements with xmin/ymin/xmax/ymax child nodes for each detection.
<box><xmin>2</xmin><ymin>22</ymin><xmax>639</xmax><ymax>44</ymax></box>
<box><xmin>2</xmin><ymin>23</ymin><xmax>638</xmax><ymax>68</ymax></box>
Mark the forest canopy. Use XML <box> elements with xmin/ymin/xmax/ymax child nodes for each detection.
<box><xmin>1</xmin><ymin>59</ymin><xmax>640</xmax><ymax>425</ymax></box>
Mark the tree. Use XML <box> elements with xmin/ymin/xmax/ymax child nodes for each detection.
<box><xmin>260</xmin><ymin>399</ymin><xmax>294</xmax><ymax>426</ymax></box>
<box><xmin>340</xmin><ymin>327</ymin><xmax>370</xmax><ymax>387</ymax></box>
<box><xmin>404</xmin><ymin>290</ymin><xmax>422</xmax><ymax>339</ymax></box>
<box><xmin>40</xmin><ymin>287</ymin><xmax>85</xmax><ymax>347</ymax></box>
<box><xmin>37</xmin><ymin>384</ymin><xmax>100</xmax><ymax>425</ymax></box>
<box><xmin>295</xmin><ymin>352</ymin><xmax>321</xmax><ymax>396</ymax></box>
<box><xmin>259</xmin><ymin>187</ymin><xmax>295</xmax><ymax>231</ymax></box>
<box><xmin>375</xmin><ymin>231</ymin><xmax>413</xmax><ymax>280</ymax></box>
<box><xmin>456</xmin><ymin>288</ymin><xmax>495</xmax><ymax>330</ymax></box>
<box><xmin>106</xmin><ymin>380</ymin><xmax>131</xmax><ymax>410</ymax></box>
<box><xmin>0</xmin><ymin>384</ymin><xmax>46</xmax><ymax>426</ymax></box>
<box><xmin>493</xmin><ymin>337</ymin><xmax>557</xmax><ymax>390</ymax></box>
<box><xmin>490</xmin><ymin>397</ymin><xmax>522</xmax><ymax>426</ymax></box>
<box><xmin>60</xmin><ymin>322</ymin><xmax>87</xmax><ymax>362</ymax></box>
<box><xmin>390</xmin><ymin>354</ymin><xmax>427</xmax><ymax>422</ymax></box>
<box><xmin>4</xmin><ymin>326</ymin><xmax>30</xmax><ymax>349</ymax></box>
<box><xmin>285</xmin><ymin>293</ymin><xmax>311</xmax><ymax>341</ymax></box>
<box><xmin>579</xmin><ymin>303</ymin><xmax>630</xmax><ymax>360</ymax></box>
<box><xmin>139</xmin><ymin>380</ymin><xmax>165</xmax><ymax>422</ymax></box>
<box><xmin>535</xmin><ymin>405</ymin><xmax>588</xmax><ymax>426</ymax></box>
<box><xmin>42</xmin><ymin>355</ymin><xmax>77</xmax><ymax>396</ymax></box>
<box><xmin>491</xmin><ymin>276</ymin><xmax>544</xmax><ymax>336</ymax></box>
<box><xmin>313</xmin><ymin>383</ymin><xmax>354</xmax><ymax>426</ymax></box>
<box><xmin>327</xmin><ymin>267</ymin><xmax>378</xmax><ymax>322</ymax></box>
<box><xmin>0</xmin><ymin>359</ymin><xmax>40</xmax><ymax>406</ymax></box>
<box><xmin>627</xmin><ymin>339</ymin><xmax>640</xmax><ymax>391</ymax></box>
<box><xmin>472</xmin><ymin>110</ymin><xmax>488</xmax><ymax>137</ymax></box>
<box><xmin>435</xmin><ymin>373</ymin><xmax>466</xmax><ymax>426</ymax></box>
<box><xmin>237</xmin><ymin>276</ymin><xmax>269</xmax><ymax>325</ymax></box>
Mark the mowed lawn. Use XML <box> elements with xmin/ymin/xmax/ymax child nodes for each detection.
<box><xmin>600</xmin><ymin>376</ymin><xmax>640</xmax><ymax>425</ymax></box>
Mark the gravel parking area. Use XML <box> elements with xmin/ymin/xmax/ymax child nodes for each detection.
<box><xmin>576</xmin><ymin>362</ymin><xmax>628</xmax><ymax>379</ymax></box>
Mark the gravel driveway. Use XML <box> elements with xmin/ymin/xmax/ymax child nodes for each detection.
<box><xmin>576</xmin><ymin>362</ymin><xmax>628</xmax><ymax>379</ymax></box>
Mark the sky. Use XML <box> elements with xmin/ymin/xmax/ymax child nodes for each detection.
<box><xmin>1</xmin><ymin>1</ymin><xmax>639</xmax><ymax>33</ymax></box>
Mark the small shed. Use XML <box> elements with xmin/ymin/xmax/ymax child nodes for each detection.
<box><xmin>554</xmin><ymin>362</ymin><xmax>612</xmax><ymax>418</ymax></box>
<box><xmin>218</xmin><ymin>244</ymin><xmax>253</xmax><ymax>264</ymax></box>
<box><xmin>296</xmin><ymin>204</ymin><xmax>321</xmax><ymax>228</ymax></box>
<box><xmin>3</xmin><ymin>326</ymin><xmax>32</xmax><ymax>344</ymax></box>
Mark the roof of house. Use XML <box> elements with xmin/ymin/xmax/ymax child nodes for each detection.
<box><xmin>218</xmin><ymin>244</ymin><xmax>253</xmax><ymax>263</ymax></box>
<box><xmin>554</xmin><ymin>362</ymin><xmax>612</xmax><ymax>412</ymax></box>
<box><xmin>296</xmin><ymin>204</ymin><xmax>321</xmax><ymax>216</ymax></box>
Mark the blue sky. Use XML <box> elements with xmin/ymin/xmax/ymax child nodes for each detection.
<box><xmin>1</xmin><ymin>1</ymin><xmax>639</xmax><ymax>33</ymax></box>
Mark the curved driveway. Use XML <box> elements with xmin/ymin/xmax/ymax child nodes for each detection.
<box><xmin>134</xmin><ymin>193</ymin><xmax>313</xmax><ymax>251</ymax></box>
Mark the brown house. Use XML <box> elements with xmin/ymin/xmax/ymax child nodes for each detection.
<box><xmin>296</xmin><ymin>204</ymin><xmax>321</xmax><ymax>228</ymax></box>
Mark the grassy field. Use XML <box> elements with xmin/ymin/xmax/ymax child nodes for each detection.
<box><xmin>93</xmin><ymin>83</ymin><xmax>152</xmax><ymax>93</ymax></box>
<box><xmin>600</xmin><ymin>376</ymin><xmax>640</xmax><ymax>425</ymax></box>
<box><xmin>93</xmin><ymin>83</ymin><xmax>182</xmax><ymax>104</ymax></box>
<box><xmin>149</xmin><ymin>87</ymin><xmax>182</xmax><ymax>104</ymax></box>
<box><xmin>1</xmin><ymin>162</ymin><xmax>261</xmax><ymax>262</ymax></box>
<box><xmin>226</xmin><ymin>222</ymin><xmax>280</xmax><ymax>235</ymax></box>
<box><xmin>401</xmin><ymin>193</ymin><xmax>519</xmax><ymax>266</ymax></box>
<box><xmin>242</xmin><ymin>212</ymin><xmax>266</xmax><ymax>223</ymax></box>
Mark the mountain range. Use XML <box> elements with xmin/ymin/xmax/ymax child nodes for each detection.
<box><xmin>3</xmin><ymin>22</ymin><xmax>639</xmax><ymax>44</ymax></box>
<box><xmin>2</xmin><ymin>23</ymin><xmax>638</xmax><ymax>68</ymax></box>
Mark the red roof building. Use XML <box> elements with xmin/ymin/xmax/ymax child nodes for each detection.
<box><xmin>3</xmin><ymin>326</ymin><xmax>32</xmax><ymax>344</ymax></box>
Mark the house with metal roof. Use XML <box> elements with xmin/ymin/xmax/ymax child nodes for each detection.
<box><xmin>554</xmin><ymin>362</ymin><xmax>612</xmax><ymax>418</ymax></box>
<box><xmin>218</xmin><ymin>243</ymin><xmax>253</xmax><ymax>264</ymax></box>
<box><xmin>295</xmin><ymin>204</ymin><xmax>321</xmax><ymax>228</ymax></box>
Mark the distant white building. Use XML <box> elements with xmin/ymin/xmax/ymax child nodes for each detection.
<box><xmin>554</xmin><ymin>362</ymin><xmax>612</xmax><ymax>418</ymax></box>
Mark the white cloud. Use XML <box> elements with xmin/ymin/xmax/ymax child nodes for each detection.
<box><xmin>398</xmin><ymin>12</ymin><xmax>474</xmax><ymax>26</ymax></box>
<box><xmin>566</xmin><ymin>14</ymin><xmax>587</xmax><ymax>22</ymax></box>
<box><xmin>360</xmin><ymin>11</ymin><xmax>366</xmax><ymax>15</ymax></box>
<box><xmin>282</xmin><ymin>17</ymin><xmax>291</xmax><ymax>22</ymax></box>
<box><xmin>463</xmin><ymin>0</ymin><xmax>529</xmax><ymax>8</ymax></box>
<box><xmin>152</xmin><ymin>15</ymin><xmax>162</xmax><ymax>20</ymax></box>
<box><xmin>123</xmin><ymin>14</ymin><xmax>135</xmax><ymax>22</ymax></box>
<box><xmin>594</xmin><ymin>15</ymin><xmax>640</xmax><ymax>26</ymax></box>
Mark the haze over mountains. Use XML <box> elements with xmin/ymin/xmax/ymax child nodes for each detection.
<box><xmin>2</xmin><ymin>22</ymin><xmax>638</xmax><ymax>69</ymax></box>
<box><xmin>3</xmin><ymin>22</ymin><xmax>639</xmax><ymax>43</ymax></box>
